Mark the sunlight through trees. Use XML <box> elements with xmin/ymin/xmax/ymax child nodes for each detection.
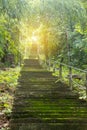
<box><xmin>0</xmin><ymin>0</ymin><xmax>87</xmax><ymax>68</ymax></box>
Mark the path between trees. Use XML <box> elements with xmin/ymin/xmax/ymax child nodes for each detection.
<box><xmin>9</xmin><ymin>59</ymin><xmax>87</xmax><ymax>130</ymax></box>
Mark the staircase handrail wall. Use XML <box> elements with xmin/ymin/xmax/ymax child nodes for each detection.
<box><xmin>47</xmin><ymin>60</ymin><xmax>87</xmax><ymax>99</ymax></box>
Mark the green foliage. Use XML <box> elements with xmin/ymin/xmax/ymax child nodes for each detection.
<box><xmin>0</xmin><ymin>67</ymin><xmax>21</xmax><ymax>129</ymax></box>
<box><xmin>0</xmin><ymin>0</ymin><xmax>87</xmax><ymax>68</ymax></box>
<box><xmin>0</xmin><ymin>67</ymin><xmax>20</xmax><ymax>87</ymax></box>
<box><xmin>39</xmin><ymin>0</ymin><xmax>87</xmax><ymax>69</ymax></box>
<box><xmin>0</xmin><ymin>0</ymin><xmax>30</xmax><ymax>65</ymax></box>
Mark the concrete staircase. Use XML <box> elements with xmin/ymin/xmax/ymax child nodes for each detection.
<box><xmin>10</xmin><ymin>59</ymin><xmax>87</xmax><ymax>130</ymax></box>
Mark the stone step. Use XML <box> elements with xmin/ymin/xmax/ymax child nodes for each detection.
<box><xmin>11</xmin><ymin>114</ymin><xmax>87</xmax><ymax>120</ymax></box>
<box><xmin>20</xmin><ymin>73</ymin><xmax>54</xmax><ymax>78</ymax></box>
<box><xmin>18</xmin><ymin>80</ymin><xmax>58</xmax><ymax>84</ymax></box>
<box><xmin>14</xmin><ymin>93</ymin><xmax>78</xmax><ymax>100</ymax></box>
<box><xmin>10</xmin><ymin>123</ymin><xmax>87</xmax><ymax>130</ymax></box>
<box><xmin>24</xmin><ymin>59</ymin><xmax>40</xmax><ymax>64</ymax></box>
<box><xmin>14</xmin><ymin>95</ymin><xmax>78</xmax><ymax>101</ymax></box>
<box><xmin>13</xmin><ymin>99</ymin><xmax>86</xmax><ymax>107</ymax></box>
<box><xmin>9</xmin><ymin>59</ymin><xmax>87</xmax><ymax>130</ymax></box>
<box><xmin>10</xmin><ymin>117</ymin><xmax>87</xmax><ymax>123</ymax></box>
<box><xmin>12</xmin><ymin>106</ymin><xmax>87</xmax><ymax>113</ymax></box>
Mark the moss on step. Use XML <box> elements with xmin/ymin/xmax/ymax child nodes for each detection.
<box><xmin>10</xmin><ymin>59</ymin><xmax>87</xmax><ymax>130</ymax></box>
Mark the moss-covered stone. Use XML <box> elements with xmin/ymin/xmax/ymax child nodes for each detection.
<box><xmin>10</xmin><ymin>59</ymin><xmax>87</xmax><ymax>130</ymax></box>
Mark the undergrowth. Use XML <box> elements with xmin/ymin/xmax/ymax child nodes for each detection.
<box><xmin>0</xmin><ymin>67</ymin><xmax>21</xmax><ymax>130</ymax></box>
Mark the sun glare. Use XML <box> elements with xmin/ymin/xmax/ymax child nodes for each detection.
<box><xmin>31</xmin><ymin>35</ymin><xmax>38</xmax><ymax>42</ymax></box>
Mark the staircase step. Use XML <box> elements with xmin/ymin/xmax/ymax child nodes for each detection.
<box><xmin>9</xmin><ymin>59</ymin><xmax>87</xmax><ymax>130</ymax></box>
<box><xmin>10</xmin><ymin>123</ymin><xmax>87</xmax><ymax>130</ymax></box>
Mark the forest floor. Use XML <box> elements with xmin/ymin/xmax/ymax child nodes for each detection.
<box><xmin>0</xmin><ymin>67</ymin><xmax>20</xmax><ymax>130</ymax></box>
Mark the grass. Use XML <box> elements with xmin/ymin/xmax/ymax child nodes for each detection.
<box><xmin>0</xmin><ymin>67</ymin><xmax>21</xmax><ymax>130</ymax></box>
